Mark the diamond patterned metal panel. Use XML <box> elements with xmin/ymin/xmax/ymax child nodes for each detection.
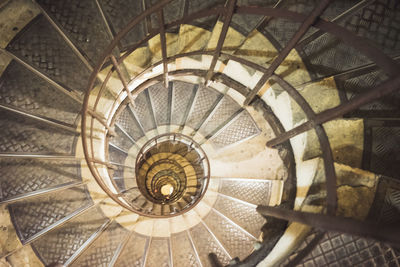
<box><xmin>336</xmin><ymin>68</ymin><xmax>399</xmax><ymax>117</ymax></box>
<box><xmin>368</xmin><ymin>176</ymin><xmax>400</xmax><ymax>225</ymax></box>
<box><xmin>131</xmin><ymin>91</ymin><xmax>156</xmax><ymax>132</ymax></box>
<box><xmin>116</xmin><ymin>107</ymin><xmax>144</xmax><ymax>141</ymax></box>
<box><xmin>370</xmin><ymin>127</ymin><xmax>400</xmax><ymax>178</ymax></box>
<box><xmin>9</xmin><ymin>186</ymin><xmax>92</xmax><ymax>242</ymax></box>
<box><xmin>171</xmin><ymin>231</ymin><xmax>201</xmax><ymax>267</ymax></box>
<box><xmin>0</xmin><ymin>111</ymin><xmax>77</xmax><ymax>154</ymax></box>
<box><xmin>185</xmin><ymin>85</ymin><xmax>221</xmax><ymax>131</ymax></box>
<box><xmin>148</xmin><ymin>83</ymin><xmax>170</xmax><ymax>126</ymax></box>
<box><xmin>187</xmin><ymin>0</ymin><xmax>224</xmax><ymax>30</ymax></box>
<box><xmin>300</xmin><ymin>32</ymin><xmax>371</xmax><ymax>80</ymax></box>
<box><xmin>32</xmin><ymin>207</ymin><xmax>108</xmax><ymax>265</ymax></box>
<box><xmin>71</xmin><ymin>221</ymin><xmax>128</xmax><ymax>267</ymax></box>
<box><xmin>108</xmin><ymin>145</ymin><xmax>127</xmax><ymax>164</ymax></box>
<box><xmin>343</xmin><ymin>0</ymin><xmax>400</xmax><ymax>55</ymax></box>
<box><xmin>281</xmin><ymin>231</ymin><xmax>400</xmax><ymax>267</ymax></box>
<box><xmin>203</xmin><ymin>209</ymin><xmax>255</xmax><ymax>260</ymax></box>
<box><xmin>171</xmin><ymin>81</ymin><xmax>196</xmax><ymax>126</ymax></box>
<box><xmin>209</xmin><ymin>111</ymin><xmax>260</xmax><ymax>149</ymax></box>
<box><xmin>189</xmin><ymin>222</ymin><xmax>231</xmax><ymax>267</ymax></box>
<box><xmin>146</xmin><ymin>237</ymin><xmax>171</xmax><ymax>267</ymax></box>
<box><xmin>36</xmin><ymin>0</ymin><xmax>112</xmax><ymax>65</ymax></box>
<box><xmin>114</xmin><ymin>232</ymin><xmax>148</xmax><ymax>267</ymax></box>
<box><xmin>110</xmin><ymin>125</ymin><xmax>133</xmax><ymax>152</ymax></box>
<box><xmin>0</xmin><ymin>61</ymin><xmax>81</xmax><ymax>125</ymax></box>
<box><xmin>6</xmin><ymin>15</ymin><xmax>91</xmax><ymax>93</ymax></box>
<box><xmin>198</xmin><ymin>95</ymin><xmax>241</xmax><ymax>138</ymax></box>
<box><xmin>218</xmin><ymin>179</ymin><xmax>272</xmax><ymax>206</ymax></box>
<box><xmin>0</xmin><ymin>159</ymin><xmax>80</xmax><ymax>201</ymax></box>
<box><xmin>213</xmin><ymin>195</ymin><xmax>265</xmax><ymax>238</ymax></box>
<box><xmin>98</xmin><ymin>0</ymin><xmax>146</xmax><ymax>48</ymax></box>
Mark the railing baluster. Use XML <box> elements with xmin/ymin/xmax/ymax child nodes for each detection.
<box><xmin>157</xmin><ymin>10</ymin><xmax>169</xmax><ymax>87</ymax></box>
<box><xmin>243</xmin><ymin>0</ymin><xmax>333</xmax><ymax>105</ymax></box>
<box><xmin>204</xmin><ymin>0</ymin><xmax>237</xmax><ymax>85</ymax></box>
<box><xmin>110</xmin><ymin>55</ymin><xmax>136</xmax><ymax>106</ymax></box>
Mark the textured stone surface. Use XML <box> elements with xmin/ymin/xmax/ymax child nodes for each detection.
<box><xmin>0</xmin><ymin>0</ymin><xmax>40</xmax><ymax>48</ymax></box>
<box><xmin>0</xmin><ymin>204</ymin><xmax>21</xmax><ymax>258</ymax></box>
<box><xmin>303</xmin><ymin>119</ymin><xmax>364</xmax><ymax>168</ymax></box>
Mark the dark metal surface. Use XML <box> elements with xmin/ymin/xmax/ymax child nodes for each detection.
<box><xmin>6</xmin><ymin>15</ymin><xmax>91</xmax><ymax>93</ymax></box>
<box><xmin>256</xmin><ymin>205</ymin><xmax>400</xmax><ymax>246</ymax></box>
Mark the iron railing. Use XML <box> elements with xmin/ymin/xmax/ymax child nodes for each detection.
<box><xmin>80</xmin><ymin>0</ymin><xmax>400</xmax><ymax>265</ymax></box>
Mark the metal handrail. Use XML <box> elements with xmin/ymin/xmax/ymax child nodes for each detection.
<box><xmin>80</xmin><ymin>0</ymin><xmax>400</xmax><ymax>257</ymax></box>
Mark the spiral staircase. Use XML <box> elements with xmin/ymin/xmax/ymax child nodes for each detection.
<box><xmin>0</xmin><ymin>0</ymin><xmax>400</xmax><ymax>266</ymax></box>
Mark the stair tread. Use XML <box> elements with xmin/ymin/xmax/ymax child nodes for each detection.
<box><xmin>0</xmin><ymin>60</ymin><xmax>81</xmax><ymax>125</ymax></box>
<box><xmin>36</xmin><ymin>0</ymin><xmax>112</xmax><ymax>65</ymax></box>
<box><xmin>171</xmin><ymin>230</ymin><xmax>201</xmax><ymax>267</ymax></box>
<box><xmin>0</xmin><ymin>110</ymin><xmax>77</xmax><ymax>154</ymax></box>
<box><xmin>0</xmin><ymin>159</ymin><xmax>80</xmax><ymax>202</ymax></box>
<box><xmin>114</xmin><ymin>231</ymin><xmax>148</xmax><ymax>267</ymax></box>
<box><xmin>6</xmin><ymin>15</ymin><xmax>91</xmax><ymax>93</ymax></box>
<box><xmin>32</xmin><ymin>206</ymin><xmax>108</xmax><ymax>265</ymax></box>
<box><xmin>71</xmin><ymin>220</ymin><xmax>128</xmax><ymax>267</ymax></box>
<box><xmin>8</xmin><ymin>185</ymin><xmax>92</xmax><ymax>243</ymax></box>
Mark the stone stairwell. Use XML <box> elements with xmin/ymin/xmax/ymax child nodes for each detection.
<box><xmin>0</xmin><ymin>0</ymin><xmax>399</xmax><ymax>266</ymax></box>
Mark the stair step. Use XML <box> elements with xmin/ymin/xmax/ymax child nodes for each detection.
<box><xmin>0</xmin><ymin>109</ymin><xmax>77</xmax><ymax>155</ymax></box>
<box><xmin>148</xmin><ymin>82</ymin><xmax>172</xmax><ymax>127</ymax></box>
<box><xmin>211</xmin><ymin>193</ymin><xmax>266</xmax><ymax>239</ymax></box>
<box><xmin>8</xmin><ymin>185</ymin><xmax>92</xmax><ymax>244</ymax></box>
<box><xmin>115</xmin><ymin>105</ymin><xmax>145</xmax><ymax>142</ymax></box>
<box><xmin>6</xmin><ymin>15</ymin><xmax>91</xmax><ymax>93</ymax></box>
<box><xmin>0</xmin><ymin>0</ymin><xmax>40</xmax><ymax>48</ymax></box>
<box><xmin>211</xmin><ymin>178</ymin><xmax>280</xmax><ymax>206</ymax></box>
<box><xmin>36</xmin><ymin>0</ymin><xmax>112</xmax><ymax>66</ymax></box>
<box><xmin>0</xmin><ymin>159</ymin><xmax>80</xmax><ymax>203</ymax></box>
<box><xmin>113</xmin><ymin>231</ymin><xmax>149</xmax><ymax>267</ymax></box>
<box><xmin>70</xmin><ymin>220</ymin><xmax>128</xmax><ymax>266</ymax></box>
<box><xmin>0</xmin><ymin>60</ymin><xmax>81</xmax><ymax>125</ymax></box>
<box><xmin>207</xmin><ymin>109</ymin><xmax>261</xmax><ymax>150</ymax></box>
<box><xmin>145</xmin><ymin>237</ymin><xmax>171</xmax><ymax>267</ymax></box>
<box><xmin>185</xmin><ymin>84</ymin><xmax>221</xmax><ymax>131</ymax></box>
<box><xmin>97</xmin><ymin>0</ymin><xmax>146</xmax><ymax>48</ymax></box>
<box><xmin>171</xmin><ymin>230</ymin><xmax>201</xmax><ymax>267</ymax></box>
<box><xmin>201</xmin><ymin>207</ymin><xmax>256</xmax><ymax>260</ymax></box>
<box><xmin>121</xmin><ymin>46</ymin><xmax>152</xmax><ymax>77</ymax></box>
<box><xmin>197</xmin><ymin>94</ymin><xmax>241</xmax><ymax>139</ymax></box>
<box><xmin>32</xmin><ymin>206</ymin><xmax>108</xmax><ymax>266</ymax></box>
<box><xmin>185</xmin><ymin>211</ymin><xmax>231</xmax><ymax>267</ymax></box>
<box><xmin>171</xmin><ymin>81</ymin><xmax>197</xmax><ymax>127</ymax></box>
<box><xmin>130</xmin><ymin>90</ymin><xmax>157</xmax><ymax>133</ymax></box>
